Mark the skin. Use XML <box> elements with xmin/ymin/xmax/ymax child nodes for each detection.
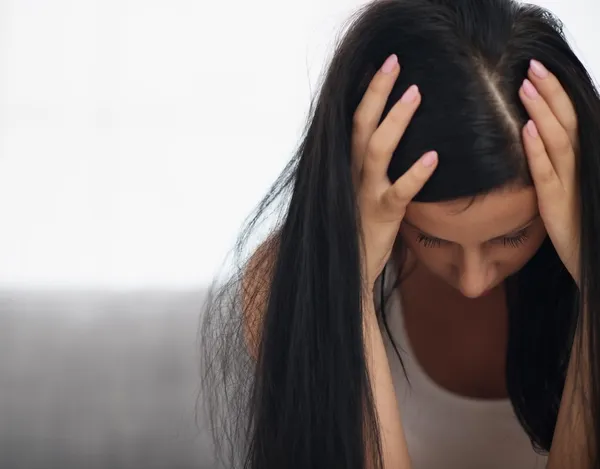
<box><xmin>400</xmin><ymin>187</ymin><xmax>547</xmax><ymax>299</ymax></box>
<box><xmin>396</xmin><ymin>61</ymin><xmax>579</xmax><ymax>403</ymax></box>
<box><xmin>353</xmin><ymin>52</ymin><xmax>586</xmax><ymax>466</ymax></box>
<box><xmin>240</xmin><ymin>54</ymin><xmax>585</xmax><ymax>468</ymax></box>
<box><xmin>395</xmin><ymin>187</ymin><xmax>548</xmax><ymax>399</ymax></box>
<box><xmin>519</xmin><ymin>58</ymin><xmax>587</xmax><ymax>469</ymax></box>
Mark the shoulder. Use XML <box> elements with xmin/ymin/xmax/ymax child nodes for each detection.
<box><xmin>241</xmin><ymin>233</ymin><xmax>280</xmax><ymax>359</ymax></box>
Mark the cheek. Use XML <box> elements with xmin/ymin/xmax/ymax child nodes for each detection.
<box><xmin>496</xmin><ymin>247</ymin><xmax>537</xmax><ymax>275</ymax></box>
<box><xmin>497</xmin><ymin>231</ymin><xmax>547</xmax><ymax>274</ymax></box>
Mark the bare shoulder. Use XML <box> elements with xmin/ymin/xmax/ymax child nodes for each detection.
<box><xmin>241</xmin><ymin>233</ymin><xmax>280</xmax><ymax>360</ymax></box>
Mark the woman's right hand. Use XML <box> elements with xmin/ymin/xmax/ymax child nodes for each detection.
<box><xmin>352</xmin><ymin>54</ymin><xmax>438</xmax><ymax>294</ymax></box>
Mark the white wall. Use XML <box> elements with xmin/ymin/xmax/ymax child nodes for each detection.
<box><xmin>0</xmin><ymin>0</ymin><xmax>597</xmax><ymax>289</ymax></box>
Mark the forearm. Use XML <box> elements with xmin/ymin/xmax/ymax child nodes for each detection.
<box><xmin>547</xmin><ymin>307</ymin><xmax>594</xmax><ymax>468</ymax></box>
<box><xmin>363</xmin><ymin>294</ymin><xmax>412</xmax><ymax>469</ymax></box>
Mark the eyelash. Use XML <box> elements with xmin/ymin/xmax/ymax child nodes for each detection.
<box><xmin>416</xmin><ymin>229</ymin><xmax>529</xmax><ymax>248</ymax></box>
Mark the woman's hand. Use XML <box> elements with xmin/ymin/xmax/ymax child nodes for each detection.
<box><xmin>352</xmin><ymin>54</ymin><xmax>438</xmax><ymax>293</ymax></box>
<box><xmin>520</xmin><ymin>59</ymin><xmax>580</xmax><ymax>286</ymax></box>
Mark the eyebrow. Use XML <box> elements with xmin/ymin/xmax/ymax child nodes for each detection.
<box><xmin>402</xmin><ymin>212</ymin><xmax>540</xmax><ymax>242</ymax></box>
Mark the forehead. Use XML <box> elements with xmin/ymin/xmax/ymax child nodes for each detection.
<box><xmin>404</xmin><ymin>187</ymin><xmax>538</xmax><ymax>242</ymax></box>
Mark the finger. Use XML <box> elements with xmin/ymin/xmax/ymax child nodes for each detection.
<box><xmin>352</xmin><ymin>54</ymin><xmax>400</xmax><ymax>181</ymax></box>
<box><xmin>362</xmin><ymin>84</ymin><xmax>421</xmax><ymax>185</ymax></box>
<box><xmin>527</xmin><ymin>59</ymin><xmax>578</xmax><ymax>147</ymax></box>
<box><xmin>519</xmin><ymin>78</ymin><xmax>575</xmax><ymax>181</ymax></box>
<box><xmin>381</xmin><ymin>151</ymin><xmax>438</xmax><ymax>212</ymax></box>
<box><xmin>522</xmin><ymin>120</ymin><xmax>564</xmax><ymax>206</ymax></box>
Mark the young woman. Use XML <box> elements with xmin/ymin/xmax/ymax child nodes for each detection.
<box><xmin>200</xmin><ymin>0</ymin><xmax>600</xmax><ymax>468</ymax></box>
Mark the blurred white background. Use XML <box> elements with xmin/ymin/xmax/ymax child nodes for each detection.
<box><xmin>0</xmin><ymin>0</ymin><xmax>597</xmax><ymax>289</ymax></box>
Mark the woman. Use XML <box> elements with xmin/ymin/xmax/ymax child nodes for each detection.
<box><xmin>200</xmin><ymin>0</ymin><xmax>600</xmax><ymax>468</ymax></box>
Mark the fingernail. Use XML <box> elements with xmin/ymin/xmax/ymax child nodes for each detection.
<box><xmin>421</xmin><ymin>151</ymin><xmax>437</xmax><ymax>167</ymax></box>
<box><xmin>522</xmin><ymin>79</ymin><xmax>538</xmax><ymax>99</ymax></box>
<box><xmin>381</xmin><ymin>54</ymin><xmax>398</xmax><ymax>74</ymax></box>
<box><xmin>526</xmin><ymin>120</ymin><xmax>539</xmax><ymax>138</ymax></box>
<box><xmin>401</xmin><ymin>85</ymin><xmax>419</xmax><ymax>103</ymax></box>
<box><xmin>530</xmin><ymin>59</ymin><xmax>549</xmax><ymax>79</ymax></box>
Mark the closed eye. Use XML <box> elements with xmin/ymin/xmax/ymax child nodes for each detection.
<box><xmin>416</xmin><ymin>233</ymin><xmax>445</xmax><ymax>248</ymax></box>
<box><xmin>415</xmin><ymin>229</ymin><xmax>529</xmax><ymax>248</ymax></box>
<box><xmin>500</xmin><ymin>230</ymin><xmax>529</xmax><ymax>247</ymax></box>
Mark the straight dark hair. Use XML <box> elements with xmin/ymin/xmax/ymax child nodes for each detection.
<box><xmin>199</xmin><ymin>1</ymin><xmax>600</xmax><ymax>468</ymax></box>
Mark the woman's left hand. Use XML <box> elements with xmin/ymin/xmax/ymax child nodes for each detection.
<box><xmin>519</xmin><ymin>59</ymin><xmax>580</xmax><ymax>287</ymax></box>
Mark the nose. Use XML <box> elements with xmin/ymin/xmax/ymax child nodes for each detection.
<box><xmin>457</xmin><ymin>250</ymin><xmax>492</xmax><ymax>298</ymax></box>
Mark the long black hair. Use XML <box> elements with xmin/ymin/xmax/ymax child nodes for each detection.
<box><xmin>199</xmin><ymin>1</ymin><xmax>600</xmax><ymax>468</ymax></box>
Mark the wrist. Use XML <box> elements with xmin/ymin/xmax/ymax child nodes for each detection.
<box><xmin>362</xmin><ymin>289</ymin><xmax>377</xmax><ymax>322</ymax></box>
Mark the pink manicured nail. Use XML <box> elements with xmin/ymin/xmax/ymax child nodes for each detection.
<box><xmin>530</xmin><ymin>59</ymin><xmax>549</xmax><ymax>79</ymax></box>
<box><xmin>526</xmin><ymin>120</ymin><xmax>539</xmax><ymax>138</ymax></box>
<box><xmin>401</xmin><ymin>85</ymin><xmax>419</xmax><ymax>103</ymax></box>
<box><xmin>522</xmin><ymin>79</ymin><xmax>539</xmax><ymax>99</ymax></box>
<box><xmin>421</xmin><ymin>151</ymin><xmax>438</xmax><ymax>167</ymax></box>
<box><xmin>381</xmin><ymin>54</ymin><xmax>398</xmax><ymax>74</ymax></box>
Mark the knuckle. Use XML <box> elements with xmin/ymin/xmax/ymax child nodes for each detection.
<box><xmin>407</xmin><ymin>165</ymin><xmax>424</xmax><ymax>187</ymax></box>
<box><xmin>544</xmin><ymin>75</ymin><xmax>566</xmax><ymax>100</ymax></box>
<box><xmin>554</xmin><ymin>131</ymin><xmax>572</xmax><ymax>153</ymax></box>
<box><xmin>392</xmin><ymin>183</ymin><xmax>408</xmax><ymax>203</ymax></box>
<box><xmin>382</xmin><ymin>187</ymin><xmax>402</xmax><ymax>211</ymax></box>
<box><xmin>356</xmin><ymin>88</ymin><xmax>385</xmax><ymax>123</ymax></box>
<box><xmin>353</xmin><ymin>108</ymin><xmax>380</xmax><ymax>137</ymax></box>
<box><xmin>368</xmin><ymin>75</ymin><xmax>389</xmax><ymax>96</ymax></box>
<box><xmin>546</xmin><ymin>77</ymin><xmax>561</xmax><ymax>96</ymax></box>
<box><xmin>366</xmin><ymin>137</ymin><xmax>385</xmax><ymax>160</ymax></box>
<box><xmin>387</xmin><ymin>191</ymin><xmax>403</xmax><ymax>210</ymax></box>
<box><xmin>538</xmin><ymin>165</ymin><xmax>556</xmax><ymax>185</ymax></box>
<box><xmin>395</xmin><ymin>170</ymin><xmax>418</xmax><ymax>198</ymax></box>
<box><xmin>351</xmin><ymin>130</ymin><xmax>366</xmax><ymax>156</ymax></box>
<box><xmin>566</xmin><ymin>116</ymin><xmax>578</xmax><ymax>138</ymax></box>
<box><xmin>352</xmin><ymin>108</ymin><xmax>366</xmax><ymax>130</ymax></box>
<box><xmin>565</xmin><ymin>111</ymin><xmax>578</xmax><ymax>130</ymax></box>
<box><xmin>387</xmin><ymin>106</ymin><xmax>410</xmax><ymax>127</ymax></box>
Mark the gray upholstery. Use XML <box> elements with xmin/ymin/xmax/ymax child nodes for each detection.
<box><xmin>0</xmin><ymin>289</ymin><xmax>217</xmax><ymax>469</ymax></box>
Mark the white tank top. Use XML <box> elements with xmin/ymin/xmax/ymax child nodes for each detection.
<box><xmin>376</xmin><ymin>271</ymin><xmax>549</xmax><ymax>469</ymax></box>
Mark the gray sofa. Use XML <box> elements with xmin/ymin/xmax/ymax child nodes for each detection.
<box><xmin>0</xmin><ymin>288</ymin><xmax>217</xmax><ymax>469</ymax></box>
